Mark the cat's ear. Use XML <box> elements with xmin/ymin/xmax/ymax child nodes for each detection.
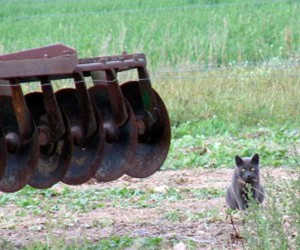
<box><xmin>251</xmin><ymin>153</ymin><xmax>259</xmax><ymax>165</ymax></box>
<box><xmin>235</xmin><ymin>155</ymin><xmax>243</xmax><ymax>167</ymax></box>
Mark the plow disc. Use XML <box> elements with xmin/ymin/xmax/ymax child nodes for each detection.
<box><xmin>121</xmin><ymin>81</ymin><xmax>171</xmax><ymax>178</ymax></box>
<box><xmin>55</xmin><ymin>88</ymin><xmax>105</xmax><ymax>185</ymax></box>
<box><xmin>0</xmin><ymin>44</ymin><xmax>171</xmax><ymax>192</ymax></box>
<box><xmin>25</xmin><ymin>91</ymin><xmax>72</xmax><ymax>189</ymax></box>
<box><xmin>0</xmin><ymin>87</ymin><xmax>39</xmax><ymax>192</ymax></box>
<box><xmin>0</xmin><ymin>126</ymin><xmax>6</xmax><ymax>179</ymax></box>
<box><xmin>89</xmin><ymin>85</ymin><xmax>137</xmax><ymax>182</ymax></box>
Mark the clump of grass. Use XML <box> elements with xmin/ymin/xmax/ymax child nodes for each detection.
<box><xmin>0</xmin><ymin>239</ymin><xmax>15</xmax><ymax>250</ymax></box>
<box><xmin>164</xmin><ymin>210</ymin><xmax>185</xmax><ymax>222</ymax></box>
<box><xmin>241</xmin><ymin>165</ymin><xmax>300</xmax><ymax>249</ymax></box>
<box><xmin>191</xmin><ymin>187</ymin><xmax>225</xmax><ymax>199</ymax></box>
<box><xmin>187</xmin><ymin>208</ymin><xmax>221</xmax><ymax>222</ymax></box>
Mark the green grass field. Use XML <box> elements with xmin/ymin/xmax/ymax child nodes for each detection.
<box><xmin>0</xmin><ymin>0</ymin><xmax>300</xmax><ymax>249</ymax></box>
<box><xmin>0</xmin><ymin>0</ymin><xmax>299</xmax><ymax>66</ymax></box>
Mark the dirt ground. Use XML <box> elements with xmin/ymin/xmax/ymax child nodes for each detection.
<box><xmin>0</xmin><ymin>167</ymin><xmax>297</xmax><ymax>249</ymax></box>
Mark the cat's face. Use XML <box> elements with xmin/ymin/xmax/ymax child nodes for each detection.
<box><xmin>235</xmin><ymin>153</ymin><xmax>260</xmax><ymax>183</ymax></box>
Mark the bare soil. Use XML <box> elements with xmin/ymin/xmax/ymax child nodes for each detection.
<box><xmin>0</xmin><ymin>167</ymin><xmax>297</xmax><ymax>249</ymax></box>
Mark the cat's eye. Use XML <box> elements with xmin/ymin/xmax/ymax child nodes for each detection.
<box><xmin>251</xmin><ymin>168</ymin><xmax>255</xmax><ymax>171</ymax></box>
<box><xmin>242</xmin><ymin>168</ymin><xmax>246</xmax><ymax>172</ymax></box>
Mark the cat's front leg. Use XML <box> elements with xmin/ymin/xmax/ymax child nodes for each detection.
<box><xmin>234</xmin><ymin>191</ymin><xmax>247</xmax><ymax>210</ymax></box>
<box><xmin>237</xmin><ymin>199</ymin><xmax>247</xmax><ymax>210</ymax></box>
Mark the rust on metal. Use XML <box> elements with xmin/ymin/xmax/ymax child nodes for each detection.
<box><xmin>0</xmin><ymin>44</ymin><xmax>77</xmax><ymax>78</ymax></box>
<box><xmin>40</xmin><ymin>77</ymin><xmax>66</xmax><ymax>141</ymax></box>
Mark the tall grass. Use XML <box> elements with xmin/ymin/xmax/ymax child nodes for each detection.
<box><xmin>149</xmin><ymin>66</ymin><xmax>300</xmax><ymax>126</ymax></box>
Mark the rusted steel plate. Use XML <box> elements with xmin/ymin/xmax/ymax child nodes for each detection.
<box><xmin>77</xmin><ymin>53</ymin><xmax>146</xmax><ymax>74</ymax></box>
<box><xmin>0</xmin><ymin>44</ymin><xmax>78</xmax><ymax>79</ymax></box>
<box><xmin>79</xmin><ymin>53</ymin><xmax>147</xmax><ymax>71</ymax></box>
<box><xmin>40</xmin><ymin>78</ymin><xmax>66</xmax><ymax>141</ymax></box>
<box><xmin>73</xmin><ymin>73</ymin><xmax>97</xmax><ymax>139</ymax></box>
<box><xmin>9</xmin><ymin>81</ymin><xmax>35</xmax><ymax>143</ymax></box>
<box><xmin>91</xmin><ymin>70</ymin><xmax>128</xmax><ymax>127</ymax></box>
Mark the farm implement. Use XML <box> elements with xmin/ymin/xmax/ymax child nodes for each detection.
<box><xmin>0</xmin><ymin>44</ymin><xmax>171</xmax><ymax>193</ymax></box>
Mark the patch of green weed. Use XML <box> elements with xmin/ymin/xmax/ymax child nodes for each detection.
<box><xmin>191</xmin><ymin>188</ymin><xmax>225</xmax><ymax>199</ymax></box>
<box><xmin>164</xmin><ymin>122</ymin><xmax>300</xmax><ymax>170</ymax></box>
<box><xmin>164</xmin><ymin>210</ymin><xmax>185</xmax><ymax>222</ymax></box>
<box><xmin>242</xmin><ymin>165</ymin><xmax>300</xmax><ymax>249</ymax></box>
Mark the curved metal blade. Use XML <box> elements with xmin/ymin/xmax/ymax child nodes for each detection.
<box><xmin>89</xmin><ymin>85</ymin><xmax>137</xmax><ymax>182</ymax></box>
<box><xmin>25</xmin><ymin>92</ymin><xmax>72</xmax><ymax>189</ymax></box>
<box><xmin>0</xmin><ymin>96</ymin><xmax>39</xmax><ymax>192</ymax></box>
<box><xmin>120</xmin><ymin>81</ymin><xmax>171</xmax><ymax>178</ymax></box>
<box><xmin>0</xmin><ymin>125</ymin><xmax>6</xmax><ymax>179</ymax></box>
<box><xmin>56</xmin><ymin>89</ymin><xmax>105</xmax><ymax>185</ymax></box>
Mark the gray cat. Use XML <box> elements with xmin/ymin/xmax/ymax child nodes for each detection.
<box><xmin>226</xmin><ymin>153</ymin><xmax>265</xmax><ymax>210</ymax></box>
